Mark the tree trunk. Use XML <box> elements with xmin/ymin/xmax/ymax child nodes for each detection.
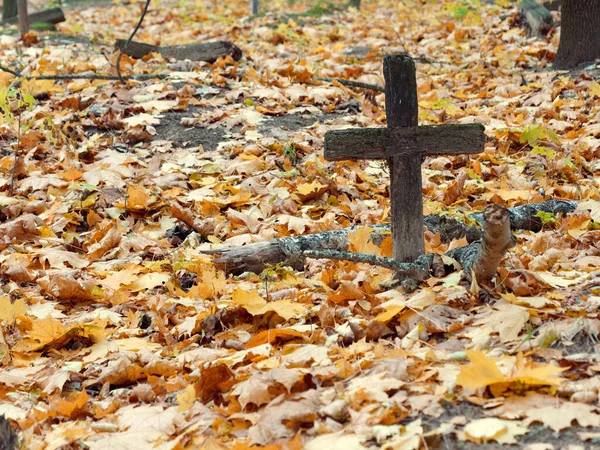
<box><xmin>554</xmin><ymin>0</ymin><xmax>600</xmax><ymax>69</ymax></box>
<box><xmin>114</xmin><ymin>39</ymin><xmax>242</xmax><ymax>63</ymax></box>
<box><xmin>2</xmin><ymin>0</ymin><xmax>17</xmax><ymax>20</ymax></box>
<box><xmin>16</xmin><ymin>0</ymin><xmax>28</xmax><ymax>36</ymax></box>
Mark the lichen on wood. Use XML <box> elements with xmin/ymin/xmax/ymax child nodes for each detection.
<box><xmin>203</xmin><ymin>200</ymin><xmax>578</xmax><ymax>276</ymax></box>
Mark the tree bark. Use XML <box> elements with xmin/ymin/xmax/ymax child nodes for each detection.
<box><xmin>114</xmin><ymin>40</ymin><xmax>243</xmax><ymax>63</ymax></box>
<box><xmin>2</xmin><ymin>0</ymin><xmax>17</xmax><ymax>21</ymax></box>
<box><xmin>554</xmin><ymin>0</ymin><xmax>600</xmax><ymax>69</ymax></box>
<box><xmin>16</xmin><ymin>0</ymin><xmax>28</xmax><ymax>36</ymax></box>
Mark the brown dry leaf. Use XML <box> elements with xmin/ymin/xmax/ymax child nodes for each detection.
<box><xmin>176</xmin><ymin>384</ymin><xmax>197</xmax><ymax>413</ymax></box>
<box><xmin>466</xmin><ymin>302</ymin><xmax>529</xmax><ymax>347</ymax></box>
<box><xmin>524</xmin><ymin>402</ymin><xmax>600</xmax><ymax>432</ymax></box>
<box><xmin>126</xmin><ymin>184</ymin><xmax>154</xmax><ymax>212</ymax></box>
<box><xmin>247</xmin><ymin>390</ymin><xmax>320</xmax><ymax>446</ymax></box>
<box><xmin>36</xmin><ymin>248</ymin><xmax>90</xmax><ymax>270</ymax></box>
<box><xmin>87</xmin><ymin>223</ymin><xmax>122</xmax><ymax>259</ymax></box>
<box><xmin>0</xmin><ymin>214</ymin><xmax>43</xmax><ymax>242</ymax></box>
<box><xmin>125</xmin><ymin>272</ymin><xmax>170</xmax><ymax>292</ymax></box>
<box><xmin>296</xmin><ymin>180</ymin><xmax>328</xmax><ymax>202</ymax></box>
<box><xmin>37</xmin><ymin>272</ymin><xmax>99</xmax><ymax>301</ymax></box>
<box><xmin>245</xmin><ymin>328</ymin><xmax>305</xmax><ymax>348</ymax></box>
<box><xmin>231</xmin><ymin>372</ymin><xmax>275</xmax><ymax>410</ymax></box>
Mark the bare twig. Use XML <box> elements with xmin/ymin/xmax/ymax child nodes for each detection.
<box><xmin>116</xmin><ymin>0</ymin><xmax>151</xmax><ymax>83</ymax></box>
<box><xmin>21</xmin><ymin>73</ymin><xmax>170</xmax><ymax>81</ymax></box>
<box><xmin>316</xmin><ymin>76</ymin><xmax>384</xmax><ymax>92</ymax></box>
<box><xmin>0</xmin><ymin>64</ymin><xmax>20</xmax><ymax>77</ymax></box>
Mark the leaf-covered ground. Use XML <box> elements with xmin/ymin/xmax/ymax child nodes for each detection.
<box><xmin>1</xmin><ymin>0</ymin><xmax>600</xmax><ymax>448</ymax></box>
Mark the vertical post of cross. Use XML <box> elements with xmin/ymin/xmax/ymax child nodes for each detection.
<box><xmin>383</xmin><ymin>55</ymin><xmax>424</xmax><ymax>262</ymax></box>
<box><xmin>250</xmin><ymin>0</ymin><xmax>259</xmax><ymax>15</ymax></box>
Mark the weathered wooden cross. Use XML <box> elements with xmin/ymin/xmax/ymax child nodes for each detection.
<box><xmin>324</xmin><ymin>54</ymin><xmax>486</xmax><ymax>262</ymax></box>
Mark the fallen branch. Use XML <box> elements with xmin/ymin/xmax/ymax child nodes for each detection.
<box><xmin>316</xmin><ymin>76</ymin><xmax>384</xmax><ymax>92</ymax></box>
<box><xmin>303</xmin><ymin>249</ymin><xmax>436</xmax><ymax>281</ymax></box>
<box><xmin>114</xmin><ymin>39</ymin><xmax>243</xmax><ymax>63</ymax></box>
<box><xmin>305</xmin><ymin>205</ymin><xmax>513</xmax><ymax>284</ymax></box>
<box><xmin>202</xmin><ymin>200</ymin><xmax>577</xmax><ymax>275</ymax></box>
<box><xmin>3</xmin><ymin>72</ymin><xmax>172</xmax><ymax>81</ymax></box>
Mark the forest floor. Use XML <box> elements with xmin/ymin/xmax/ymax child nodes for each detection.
<box><xmin>1</xmin><ymin>0</ymin><xmax>600</xmax><ymax>448</ymax></box>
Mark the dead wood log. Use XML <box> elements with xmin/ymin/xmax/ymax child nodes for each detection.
<box><xmin>202</xmin><ymin>200</ymin><xmax>577</xmax><ymax>275</ymax></box>
<box><xmin>0</xmin><ymin>6</ymin><xmax>65</xmax><ymax>26</ymax></box>
<box><xmin>303</xmin><ymin>205</ymin><xmax>514</xmax><ymax>284</ymax></box>
<box><xmin>114</xmin><ymin>39</ymin><xmax>242</xmax><ymax>63</ymax></box>
<box><xmin>519</xmin><ymin>0</ymin><xmax>554</xmax><ymax>37</ymax></box>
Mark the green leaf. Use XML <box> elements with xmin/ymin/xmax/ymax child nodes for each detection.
<box><xmin>531</xmin><ymin>145</ymin><xmax>556</xmax><ymax>158</ymax></box>
<box><xmin>534</xmin><ymin>211</ymin><xmax>557</xmax><ymax>225</ymax></box>
<box><xmin>520</xmin><ymin>125</ymin><xmax>561</xmax><ymax>146</ymax></box>
<box><xmin>520</xmin><ymin>125</ymin><xmax>546</xmax><ymax>146</ymax></box>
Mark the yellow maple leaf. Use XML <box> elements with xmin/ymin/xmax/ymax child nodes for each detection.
<box><xmin>0</xmin><ymin>296</ymin><xmax>26</xmax><ymax>323</ymax></box>
<box><xmin>456</xmin><ymin>351</ymin><xmax>506</xmax><ymax>390</ymax></box>
<box><xmin>125</xmin><ymin>273</ymin><xmax>170</xmax><ymax>292</ymax></box>
<box><xmin>191</xmin><ymin>266</ymin><xmax>227</xmax><ymax>299</ymax></box>
<box><xmin>589</xmin><ymin>82</ymin><xmax>600</xmax><ymax>98</ymax></box>
<box><xmin>177</xmin><ymin>385</ymin><xmax>196</xmax><ymax>413</ymax></box>
<box><xmin>457</xmin><ymin>351</ymin><xmax>564</xmax><ymax>393</ymax></box>
<box><xmin>232</xmin><ymin>287</ymin><xmax>266</xmax><ymax>315</ymax></box>
<box><xmin>14</xmin><ymin>317</ymin><xmax>67</xmax><ymax>352</ymax></box>
<box><xmin>20</xmin><ymin>79</ymin><xmax>64</xmax><ymax>96</ymax></box>
<box><xmin>349</xmin><ymin>227</ymin><xmax>381</xmax><ymax>256</ymax></box>
<box><xmin>232</xmin><ymin>287</ymin><xmax>306</xmax><ymax>320</ymax></box>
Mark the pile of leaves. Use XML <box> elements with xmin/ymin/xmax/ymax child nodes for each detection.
<box><xmin>1</xmin><ymin>0</ymin><xmax>600</xmax><ymax>448</ymax></box>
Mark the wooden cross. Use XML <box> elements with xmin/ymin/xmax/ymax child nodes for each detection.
<box><xmin>324</xmin><ymin>54</ymin><xmax>486</xmax><ymax>262</ymax></box>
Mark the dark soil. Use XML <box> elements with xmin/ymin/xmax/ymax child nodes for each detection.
<box><xmin>154</xmin><ymin>108</ymin><xmax>346</xmax><ymax>151</ymax></box>
<box><xmin>421</xmin><ymin>401</ymin><xmax>600</xmax><ymax>449</ymax></box>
